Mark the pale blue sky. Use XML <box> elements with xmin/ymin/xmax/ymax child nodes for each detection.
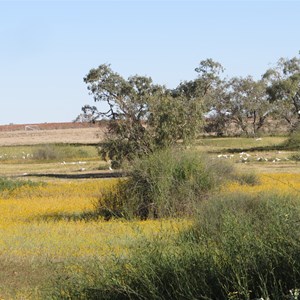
<box><xmin>0</xmin><ymin>0</ymin><xmax>299</xmax><ymax>125</ymax></box>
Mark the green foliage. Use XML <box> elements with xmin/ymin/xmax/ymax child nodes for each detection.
<box><xmin>83</xmin><ymin>53</ymin><xmax>300</xmax><ymax>144</ymax></box>
<box><xmin>0</xmin><ymin>177</ymin><xmax>43</xmax><ymax>192</ymax></box>
<box><xmin>97</xmin><ymin>148</ymin><xmax>235</xmax><ymax>219</ymax></box>
<box><xmin>49</xmin><ymin>192</ymin><xmax>300</xmax><ymax>300</ymax></box>
<box><xmin>285</xmin><ymin>129</ymin><xmax>300</xmax><ymax>150</ymax></box>
<box><xmin>179</xmin><ymin>192</ymin><xmax>300</xmax><ymax>299</ymax></box>
<box><xmin>99</xmin><ymin>120</ymin><xmax>155</xmax><ymax>168</ymax></box>
<box><xmin>84</xmin><ymin>64</ymin><xmax>204</xmax><ymax>166</ymax></box>
<box><xmin>149</xmin><ymin>93</ymin><xmax>203</xmax><ymax>148</ymax></box>
<box><xmin>263</xmin><ymin>55</ymin><xmax>300</xmax><ymax>131</ymax></box>
<box><xmin>279</xmin><ymin>127</ymin><xmax>300</xmax><ymax>153</ymax></box>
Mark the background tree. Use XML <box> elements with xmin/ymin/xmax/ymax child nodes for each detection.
<box><xmin>203</xmin><ymin>80</ymin><xmax>232</xmax><ymax>136</ymax></box>
<box><xmin>204</xmin><ymin>76</ymin><xmax>273</xmax><ymax>137</ymax></box>
<box><xmin>226</xmin><ymin>76</ymin><xmax>272</xmax><ymax>136</ymax></box>
<box><xmin>174</xmin><ymin>59</ymin><xmax>227</xmax><ymax>135</ymax></box>
<box><xmin>263</xmin><ymin>54</ymin><xmax>300</xmax><ymax>131</ymax></box>
<box><xmin>84</xmin><ymin>64</ymin><xmax>204</xmax><ymax>167</ymax></box>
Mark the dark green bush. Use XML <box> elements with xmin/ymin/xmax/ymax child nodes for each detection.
<box><xmin>97</xmin><ymin>148</ymin><xmax>235</xmax><ymax>219</ymax></box>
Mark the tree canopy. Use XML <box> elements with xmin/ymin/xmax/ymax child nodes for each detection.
<box><xmin>263</xmin><ymin>55</ymin><xmax>300</xmax><ymax>130</ymax></box>
<box><xmin>83</xmin><ymin>64</ymin><xmax>205</xmax><ymax>166</ymax></box>
<box><xmin>83</xmin><ymin>52</ymin><xmax>300</xmax><ymax>165</ymax></box>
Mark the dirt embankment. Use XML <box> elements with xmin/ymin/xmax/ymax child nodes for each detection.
<box><xmin>0</xmin><ymin>122</ymin><xmax>107</xmax><ymax>146</ymax></box>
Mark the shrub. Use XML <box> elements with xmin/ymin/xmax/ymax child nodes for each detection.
<box><xmin>32</xmin><ymin>144</ymin><xmax>90</xmax><ymax>161</ymax></box>
<box><xmin>290</xmin><ymin>152</ymin><xmax>300</xmax><ymax>161</ymax></box>
<box><xmin>52</xmin><ymin>192</ymin><xmax>300</xmax><ymax>300</ymax></box>
<box><xmin>97</xmin><ymin>148</ymin><xmax>235</xmax><ymax>219</ymax></box>
<box><xmin>232</xmin><ymin>171</ymin><xmax>260</xmax><ymax>186</ymax></box>
<box><xmin>0</xmin><ymin>177</ymin><xmax>43</xmax><ymax>192</ymax></box>
<box><xmin>180</xmin><ymin>192</ymin><xmax>300</xmax><ymax>299</ymax></box>
<box><xmin>33</xmin><ymin>145</ymin><xmax>61</xmax><ymax>160</ymax></box>
<box><xmin>282</xmin><ymin>128</ymin><xmax>300</xmax><ymax>150</ymax></box>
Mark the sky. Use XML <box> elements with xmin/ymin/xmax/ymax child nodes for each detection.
<box><xmin>0</xmin><ymin>0</ymin><xmax>299</xmax><ymax>125</ymax></box>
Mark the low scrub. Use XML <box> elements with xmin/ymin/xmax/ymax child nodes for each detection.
<box><xmin>290</xmin><ymin>152</ymin><xmax>300</xmax><ymax>161</ymax></box>
<box><xmin>32</xmin><ymin>144</ymin><xmax>90</xmax><ymax>161</ymax></box>
<box><xmin>179</xmin><ymin>192</ymin><xmax>300</xmax><ymax>299</ymax></box>
<box><xmin>0</xmin><ymin>177</ymin><xmax>43</xmax><ymax>192</ymax></box>
<box><xmin>53</xmin><ymin>192</ymin><xmax>300</xmax><ymax>300</ymax></box>
<box><xmin>282</xmin><ymin>129</ymin><xmax>300</xmax><ymax>150</ymax></box>
<box><xmin>96</xmin><ymin>148</ymin><xmax>241</xmax><ymax>220</ymax></box>
<box><xmin>233</xmin><ymin>171</ymin><xmax>260</xmax><ymax>186</ymax></box>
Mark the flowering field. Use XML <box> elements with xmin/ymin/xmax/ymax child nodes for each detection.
<box><xmin>0</xmin><ymin>179</ymin><xmax>189</xmax><ymax>256</ymax></box>
<box><xmin>0</xmin><ymin>172</ymin><xmax>300</xmax><ymax>298</ymax></box>
<box><xmin>0</xmin><ymin>133</ymin><xmax>299</xmax><ymax>298</ymax></box>
<box><xmin>0</xmin><ymin>179</ymin><xmax>190</xmax><ymax>299</ymax></box>
<box><xmin>226</xmin><ymin>173</ymin><xmax>300</xmax><ymax>195</ymax></box>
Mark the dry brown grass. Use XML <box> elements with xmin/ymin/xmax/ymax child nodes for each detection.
<box><xmin>0</xmin><ymin>127</ymin><xmax>105</xmax><ymax>146</ymax></box>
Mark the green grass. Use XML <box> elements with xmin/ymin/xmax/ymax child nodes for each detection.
<box><xmin>282</xmin><ymin>130</ymin><xmax>300</xmax><ymax>150</ymax></box>
<box><xmin>0</xmin><ymin>138</ymin><xmax>296</xmax><ymax>178</ymax></box>
<box><xmin>195</xmin><ymin>136</ymin><xmax>287</xmax><ymax>152</ymax></box>
<box><xmin>0</xmin><ymin>144</ymin><xmax>107</xmax><ymax>177</ymax></box>
<box><xmin>0</xmin><ymin>144</ymin><xmax>99</xmax><ymax>163</ymax></box>
<box><xmin>195</xmin><ymin>136</ymin><xmax>299</xmax><ymax>175</ymax></box>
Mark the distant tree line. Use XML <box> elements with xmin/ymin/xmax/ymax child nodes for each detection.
<box><xmin>82</xmin><ymin>52</ymin><xmax>300</xmax><ymax>166</ymax></box>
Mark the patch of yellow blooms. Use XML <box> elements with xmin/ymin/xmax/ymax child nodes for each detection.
<box><xmin>1</xmin><ymin>173</ymin><xmax>300</xmax><ymax>298</ymax></box>
<box><xmin>0</xmin><ymin>179</ymin><xmax>188</xmax><ymax>262</ymax></box>
<box><xmin>1</xmin><ymin>173</ymin><xmax>300</xmax><ymax>263</ymax></box>
<box><xmin>225</xmin><ymin>173</ymin><xmax>300</xmax><ymax>195</ymax></box>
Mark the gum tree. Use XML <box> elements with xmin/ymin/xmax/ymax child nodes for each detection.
<box><xmin>83</xmin><ymin>64</ymin><xmax>204</xmax><ymax>167</ymax></box>
<box><xmin>226</xmin><ymin>76</ymin><xmax>272</xmax><ymax>136</ymax></box>
<box><xmin>263</xmin><ymin>54</ymin><xmax>300</xmax><ymax>131</ymax></box>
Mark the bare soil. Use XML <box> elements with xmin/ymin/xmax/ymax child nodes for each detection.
<box><xmin>0</xmin><ymin>122</ymin><xmax>106</xmax><ymax>146</ymax></box>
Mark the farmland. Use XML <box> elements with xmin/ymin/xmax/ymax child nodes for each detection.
<box><xmin>0</xmin><ymin>123</ymin><xmax>300</xmax><ymax>299</ymax></box>
<box><xmin>0</xmin><ymin>122</ymin><xmax>103</xmax><ymax>146</ymax></box>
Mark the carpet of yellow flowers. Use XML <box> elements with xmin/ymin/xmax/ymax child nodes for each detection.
<box><xmin>1</xmin><ymin>174</ymin><xmax>299</xmax><ymax>260</ymax></box>
<box><xmin>1</xmin><ymin>173</ymin><xmax>300</xmax><ymax>298</ymax></box>
<box><xmin>226</xmin><ymin>173</ymin><xmax>300</xmax><ymax>195</ymax></box>
<box><xmin>0</xmin><ymin>179</ymin><xmax>188</xmax><ymax>260</ymax></box>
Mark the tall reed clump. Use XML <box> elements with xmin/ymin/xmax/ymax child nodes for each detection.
<box><xmin>50</xmin><ymin>192</ymin><xmax>300</xmax><ymax>300</ymax></box>
<box><xmin>97</xmin><ymin>148</ymin><xmax>235</xmax><ymax>219</ymax></box>
<box><xmin>180</xmin><ymin>192</ymin><xmax>300</xmax><ymax>299</ymax></box>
